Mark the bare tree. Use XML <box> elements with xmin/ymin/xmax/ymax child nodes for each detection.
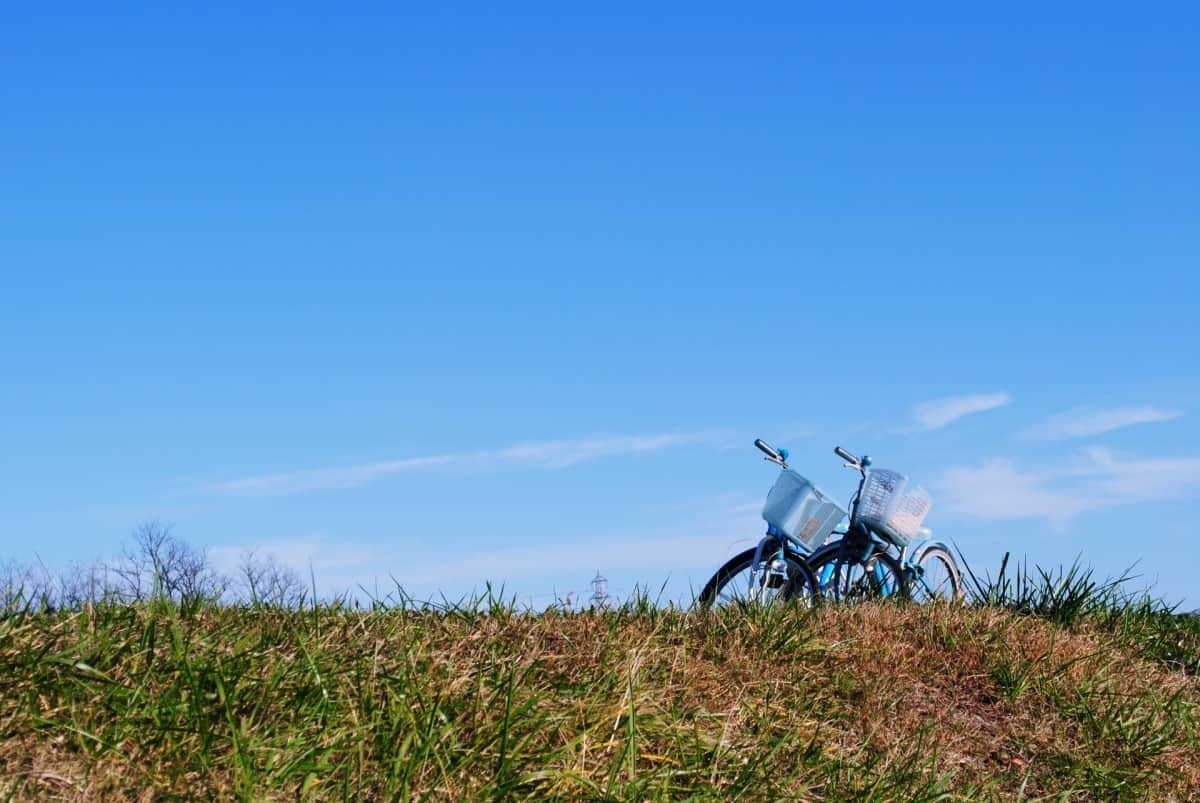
<box><xmin>55</xmin><ymin>561</ymin><xmax>118</xmax><ymax>609</ymax></box>
<box><xmin>0</xmin><ymin>559</ymin><xmax>38</xmax><ymax>614</ymax></box>
<box><xmin>236</xmin><ymin>549</ymin><xmax>305</xmax><ymax>608</ymax></box>
<box><xmin>111</xmin><ymin>521</ymin><xmax>227</xmax><ymax>606</ymax></box>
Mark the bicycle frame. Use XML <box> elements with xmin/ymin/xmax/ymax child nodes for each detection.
<box><xmin>812</xmin><ymin>456</ymin><xmax>951</xmax><ymax>599</ymax></box>
<box><xmin>744</xmin><ymin>526</ymin><xmax>806</xmax><ymax>598</ymax></box>
<box><xmin>813</xmin><ymin>526</ymin><xmax>903</xmax><ymax>598</ymax></box>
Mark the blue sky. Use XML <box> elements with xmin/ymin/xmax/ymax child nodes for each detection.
<box><xmin>2</xmin><ymin>3</ymin><xmax>1197</xmax><ymax>607</ymax></box>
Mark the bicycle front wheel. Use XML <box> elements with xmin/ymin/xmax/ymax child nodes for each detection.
<box><xmin>698</xmin><ymin>545</ymin><xmax>819</xmax><ymax>609</ymax></box>
<box><xmin>808</xmin><ymin>544</ymin><xmax>905</xmax><ymax>603</ymax></box>
<box><xmin>911</xmin><ymin>546</ymin><xmax>962</xmax><ymax>602</ymax></box>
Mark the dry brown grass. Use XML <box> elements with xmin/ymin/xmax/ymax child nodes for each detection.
<box><xmin>2</xmin><ymin>602</ymin><xmax>1198</xmax><ymax>800</ymax></box>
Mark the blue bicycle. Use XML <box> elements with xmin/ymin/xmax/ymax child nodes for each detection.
<box><xmin>697</xmin><ymin>441</ymin><xmax>823</xmax><ymax>607</ymax></box>
<box><xmin>808</xmin><ymin>446</ymin><xmax>961</xmax><ymax>603</ymax></box>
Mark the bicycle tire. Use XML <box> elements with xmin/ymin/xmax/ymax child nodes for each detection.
<box><xmin>698</xmin><ymin>544</ymin><xmax>819</xmax><ymax>609</ymax></box>
<box><xmin>807</xmin><ymin>542</ymin><xmax>905</xmax><ymax>603</ymax></box>
<box><xmin>911</xmin><ymin>545</ymin><xmax>962</xmax><ymax>602</ymax></box>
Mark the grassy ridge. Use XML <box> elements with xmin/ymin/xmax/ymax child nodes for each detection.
<box><xmin>2</xmin><ymin>593</ymin><xmax>1199</xmax><ymax>801</ymax></box>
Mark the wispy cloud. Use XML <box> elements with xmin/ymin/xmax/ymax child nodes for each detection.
<box><xmin>209</xmin><ymin>530</ymin><xmax>753</xmax><ymax>603</ymax></box>
<box><xmin>938</xmin><ymin>459</ymin><xmax>1093</xmax><ymax>522</ymax></box>
<box><xmin>207</xmin><ymin>497</ymin><xmax>767</xmax><ymax>598</ymax></box>
<box><xmin>1020</xmin><ymin>406</ymin><xmax>1183</xmax><ymax>441</ymax></box>
<box><xmin>488</xmin><ymin>433</ymin><xmax>719</xmax><ymax>469</ymax></box>
<box><xmin>209</xmin><ymin>536</ymin><xmax>376</xmax><ymax>577</ymax></box>
<box><xmin>911</xmin><ymin>392</ymin><xmax>1012</xmax><ymax>431</ymax></box>
<box><xmin>392</xmin><ymin>532</ymin><xmax>748</xmax><ymax>587</ymax></box>
<box><xmin>210</xmin><ymin>456</ymin><xmax>459</xmax><ymax>496</ymax></box>
<box><xmin>1083</xmin><ymin>447</ymin><xmax>1200</xmax><ymax>502</ymax></box>
<box><xmin>201</xmin><ymin>430</ymin><xmax>728</xmax><ymax>497</ymax></box>
<box><xmin>936</xmin><ymin>448</ymin><xmax>1200</xmax><ymax>523</ymax></box>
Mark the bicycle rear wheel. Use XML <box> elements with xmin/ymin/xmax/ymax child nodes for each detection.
<box><xmin>808</xmin><ymin>543</ymin><xmax>905</xmax><ymax>603</ymax></box>
<box><xmin>698</xmin><ymin>544</ymin><xmax>819</xmax><ymax>609</ymax></box>
<box><xmin>911</xmin><ymin>545</ymin><xmax>962</xmax><ymax>602</ymax></box>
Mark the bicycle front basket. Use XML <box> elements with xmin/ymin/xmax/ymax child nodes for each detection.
<box><xmin>762</xmin><ymin>470</ymin><xmax>847</xmax><ymax>551</ymax></box>
<box><xmin>857</xmin><ymin>469</ymin><xmax>932</xmax><ymax>546</ymax></box>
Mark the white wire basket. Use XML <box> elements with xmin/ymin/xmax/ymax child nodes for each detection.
<box><xmin>857</xmin><ymin>469</ymin><xmax>932</xmax><ymax>546</ymax></box>
<box><xmin>762</xmin><ymin>470</ymin><xmax>847</xmax><ymax>551</ymax></box>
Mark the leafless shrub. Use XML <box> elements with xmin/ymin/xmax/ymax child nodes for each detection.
<box><xmin>235</xmin><ymin>549</ymin><xmax>306</xmax><ymax>608</ymax></box>
<box><xmin>55</xmin><ymin>561</ymin><xmax>121</xmax><ymax>609</ymax></box>
<box><xmin>1</xmin><ymin>558</ymin><xmax>41</xmax><ymax>614</ymax></box>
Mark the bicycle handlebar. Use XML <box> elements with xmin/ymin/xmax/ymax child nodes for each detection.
<box><xmin>755</xmin><ymin>439</ymin><xmax>782</xmax><ymax>461</ymax></box>
<box><xmin>834</xmin><ymin>446</ymin><xmax>857</xmax><ymax>465</ymax></box>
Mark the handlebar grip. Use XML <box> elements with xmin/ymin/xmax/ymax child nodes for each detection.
<box><xmin>834</xmin><ymin>446</ymin><xmax>857</xmax><ymax>464</ymax></box>
<box><xmin>755</xmin><ymin>439</ymin><xmax>781</xmax><ymax>461</ymax></box>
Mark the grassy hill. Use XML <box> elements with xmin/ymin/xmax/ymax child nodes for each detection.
<box><xmin>3</xmin><ymin>584</ymin><xmax>1199</xmax><ymax>801</ymax></box>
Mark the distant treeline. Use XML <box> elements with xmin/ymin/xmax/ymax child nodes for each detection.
<box><xmin>2</xmin><ymin>521</ymin><xmax>307</xmax><ymax>613</ymax></box>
